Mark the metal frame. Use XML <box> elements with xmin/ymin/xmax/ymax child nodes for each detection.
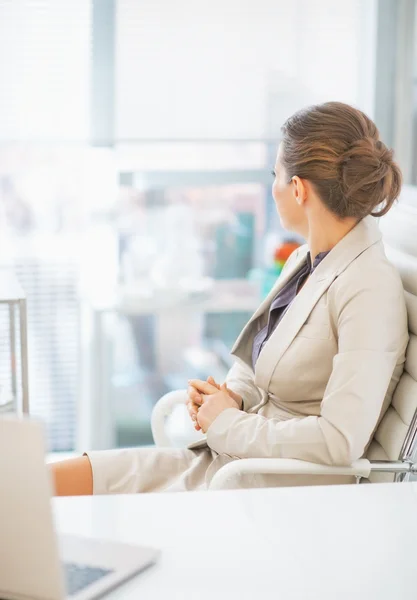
<box><xmin>0</xmin><ymin>271</ymin><xmax>29</xmax><ymax>415</ymax></box>
<box><xmin>1</xmin><ymin>298</ymin><xmax>29</xmax><ymax>416</ymax></box>
<box><xmin>19</xmin><ymin>299</ymin><xmax>29</xmax><ymax>414</ymax></box>
<box><xmin>393</xmin><ymin>407</ymin><xmax>417</xmax><ymax>481</ymax></box>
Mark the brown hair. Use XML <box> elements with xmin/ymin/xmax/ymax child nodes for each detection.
<box><xmin>280</xmin><ymin>102</ymin><xmax>402</xmax><ymax>219</ymax></box>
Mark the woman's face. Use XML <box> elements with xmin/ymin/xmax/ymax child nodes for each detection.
<box><xmin>272</xmin><ymin>143</ymin><xmax>307</xmax><ymax>235</ymax></box>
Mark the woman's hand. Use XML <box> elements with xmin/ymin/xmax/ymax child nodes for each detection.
<box><xmin>188</xmin><ymin>379</ymin><xmax>242</xmax><ymax>434</ymax></box>
<box><xmin>187</xmin><ymin>376</ymin><xmax>220</xmax><ymax>431</ymax></box>
<box><xmin>190</xmin><ymin>377</ymin><xmax>243</xmax><ymax>409</ymax></box>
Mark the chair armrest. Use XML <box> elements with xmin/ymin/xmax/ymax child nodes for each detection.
<box><xmin>151</xmin><ymin>389</ymin><xmax>188</xmax><ymax>447</ymax></box>
<box><xmin>209</xmin><ymin>457</ymin><xmax>371</xmax><ymax>490</ymax></box>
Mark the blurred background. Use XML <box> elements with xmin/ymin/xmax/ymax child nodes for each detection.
<box><xmin>0</xmin><ymin>0</ymin><xmax>415</xmax><ymax>454</ymax></box>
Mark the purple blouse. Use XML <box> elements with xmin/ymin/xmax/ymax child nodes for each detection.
<box><xmin>251</xmin><ymin>250</ymin><xmax>330</xmax><ymax>369</ymax></box>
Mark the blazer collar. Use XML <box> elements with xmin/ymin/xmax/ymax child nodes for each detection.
<box><xmin>231</xmin><ymin>216</ymin><xmax>382</xmax><ymax>386</ymax></box>
<box><xmin>310</xmin><ymin>216</ymin><xmax>382</xmax><ymax>282</ymax></box>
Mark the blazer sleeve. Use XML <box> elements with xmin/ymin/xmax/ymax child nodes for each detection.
<box><xmin>225</xmin><ymin>360</ymin><xmax>263</xmax><ymax>412</ymax></box>
<box><xmin>207</xmin><ymin>276</ymin><xmax>408</xmax><ymax>466</ymax></box>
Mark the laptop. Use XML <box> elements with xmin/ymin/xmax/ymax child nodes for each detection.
<box><xmin>0</xmin><ymin>417</ymin><xmax>159</xmax><ymax>600</ymax></box>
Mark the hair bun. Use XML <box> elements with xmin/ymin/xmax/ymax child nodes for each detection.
<box><xmin>280</xmin><ymin>102</ymin><xmax>402</xmax><ymax>219</ymax></box>
<box><xmin>339</xmin><ymin>137</ymin><xmax>393</xmax><ymax>170</ymax></box>
<box><xmin>373</xmin><ymin>139</ymin><xmax>394</xmax><ymax>164</ymax></box>
<box><xmin>338</xmin><ymin>137</ymin><xmax>400</xmax><ymax>216</ymax></box>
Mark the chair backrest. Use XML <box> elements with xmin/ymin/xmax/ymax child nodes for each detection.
<box><xmin>365</xmin><ymin>192</ymin><xmax>417</xmax><ymax>482</ymax></box>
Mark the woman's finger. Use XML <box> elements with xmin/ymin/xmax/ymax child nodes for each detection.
<box><xmin>188</xmin><ymin>379</ymin><xmax>218</xmax><ymax>395</ymax></box>
<box><xmin>207</xmin><ymin>376</ymin><xmax>220</xmax><ymax>389</ymax></box>
<box><xmin>187</xmin><ymin>403</ymin><xmax>201</xmax><ymax>430</ymax></box>
<box><xmin>187</xmin><ymin>386</ymin><xmax>203</xmax><ymax>406</ymax></box>
<box><xmin>187</xmin><ymin>401</ymin><xmax>198</xmax><ymax>419</ymax></box>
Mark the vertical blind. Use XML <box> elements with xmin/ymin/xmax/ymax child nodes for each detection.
<box><xmin>0</xmin><ymin>0</ymin><xmax>92</xmax><ymax>451</ymax></box>
<box><xmin>0</xmin><ymin>0</ymin><xmax>91</xmax><ymax>142</ymax></box>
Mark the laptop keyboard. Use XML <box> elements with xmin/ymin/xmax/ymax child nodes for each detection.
<box><xmin>64</xmin><ymin>562</ymin><xmax>114</xmax><ymax>596</ymax></box>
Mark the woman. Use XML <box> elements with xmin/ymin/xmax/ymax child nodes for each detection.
<box><xmin>52</xmin><ymin>101</ymin><xmax>408</xmax><ymax>495</ymax></box>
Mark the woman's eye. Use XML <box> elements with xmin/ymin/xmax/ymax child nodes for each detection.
<box><xmin>271</xmin><ymin>170</ymin><xmax>276</xmax><ymax>178</ymax></box>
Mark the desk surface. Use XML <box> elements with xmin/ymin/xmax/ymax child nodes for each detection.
<box><xmin>83</xmin><ymin>278</ymin><xmax>261</xmax><ymax>314</ymax></box>
<box><xmin>54</xmin><ymin>482</ymin><xmax>417</xmax><ymax>600</ymax></box>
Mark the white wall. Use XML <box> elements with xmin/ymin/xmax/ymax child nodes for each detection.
<box><xmin>116</xmin><ymin>0</ymin><xmax>377</xmax><ymax>141</ymax></box>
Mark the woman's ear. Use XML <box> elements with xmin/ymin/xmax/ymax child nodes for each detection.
<box><xmin>291</xmin><ymin>176</ymin><xmax>307</xmax><ymax>206</ymax></box>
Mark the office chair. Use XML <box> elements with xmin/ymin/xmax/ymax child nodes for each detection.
<box><xmin>151</xmin><ymin>197</ymin><xmax>417</xmax><ymax>489</ymax></box>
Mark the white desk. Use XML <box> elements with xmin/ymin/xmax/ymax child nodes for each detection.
<box><xmin>54</xmin><ymin>482</ymin><xmax>417</xmax><ymax>600</ymax></box>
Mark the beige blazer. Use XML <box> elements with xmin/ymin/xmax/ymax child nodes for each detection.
<box><xmin>206</xmin><ymin>216</ymin><xmax>409</xmax><ymax>467</ymax></box>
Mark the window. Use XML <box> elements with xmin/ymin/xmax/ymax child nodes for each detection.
<box><xmin>0</xmin><ymin>0</ymin><xmax>382</xmax><ymax>451</ymax></box>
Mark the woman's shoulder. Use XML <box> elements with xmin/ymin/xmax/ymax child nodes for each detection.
<box><xmin>328</xmin><ymin>240</ymin><xmax>406</xmax><ymax>312</ymax></box>
<box><xmin>326</xmin><ymin>240</ymin><xmax>408</xmax><ymax>351</ymax></box>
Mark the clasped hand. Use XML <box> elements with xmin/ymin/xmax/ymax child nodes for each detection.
<box><xmin>186</xmin><ymin>376</ymin><xmax>242</xmax><ymax>434</ymax></box>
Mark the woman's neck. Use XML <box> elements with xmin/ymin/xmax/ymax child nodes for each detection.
<box><xmin>304</xmin><ymin>213</ymin><xmax>358</xmax><ymax>260</ymax></box>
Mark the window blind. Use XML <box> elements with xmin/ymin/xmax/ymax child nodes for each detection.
<box><xmin>0</xmin><ymin>0</ymin><xmax>91</xmax><ymax>142</ymax></box>
<box><xmin>115</xmin><ymin>0</ymin><xmax>374</xmax><ymax>142</ymax></box>
<box><xmin>0</xmin><ymin>0</ymin><xmax>92</xmax><ymax>451</ymax></box>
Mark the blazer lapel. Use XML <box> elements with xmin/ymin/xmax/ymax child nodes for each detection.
<box><xmin>230</xmin><ymin>246</ymin><xmax>309</xmax><ymax>365</ymax></box>
<box><xmin>253</xmin><ymin>271</ymin><xmax>336</xmax><ymax>390</ymax></box>
<box><xmin>251</xmin><ymin>216</ymin><xmax>382</xmax><ymax>391</ymax></box>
